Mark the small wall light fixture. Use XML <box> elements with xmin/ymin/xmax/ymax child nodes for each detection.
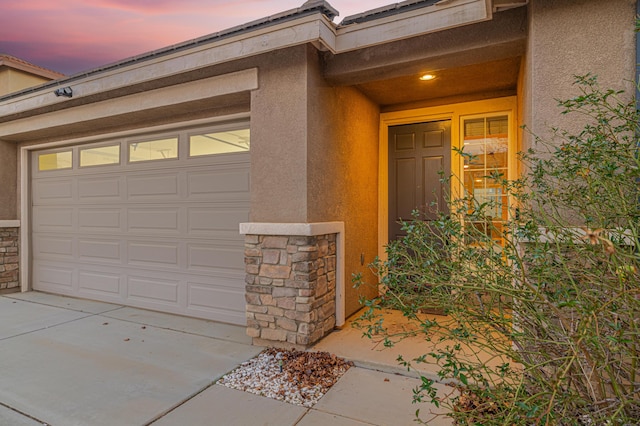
<box><xmin>419</xmin><ymin>74</ymin><xmax>436</xmax><ymax>81</ymax></box>
<box><xmin>54</xmin><ymin>87</ymin><xmax>73</xmax><ymax>97</ymax></box>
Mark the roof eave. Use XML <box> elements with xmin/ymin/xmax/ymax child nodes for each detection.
<box><xmin>1</xmin><ymin>0</ymin><xmax>499</xmax><ymax>117</ymax></box>
<box><xmin>335</xmin><ymin>0</ymin><xmax>492</xmax><ymax>53</ymax></box>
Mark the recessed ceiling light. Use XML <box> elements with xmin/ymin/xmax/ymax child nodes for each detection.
<box><xmin>419</xmin><ymin>74</ymin><xmax>436</xmax><ymax>81</ymax></box>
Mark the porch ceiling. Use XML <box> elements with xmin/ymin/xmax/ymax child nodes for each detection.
<box><xmin>354</xmin><ymin>56</ymin><xmax>521</xmax><ymax>107</ymax></box>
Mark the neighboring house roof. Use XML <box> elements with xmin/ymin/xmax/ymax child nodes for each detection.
<box><xmin>0</xmin><ymin>54</ymin><xmax>65</xmax><ymax>80</ymax></box>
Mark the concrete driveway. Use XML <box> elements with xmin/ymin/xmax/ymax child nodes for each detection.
<box><xmin>0</xmin><ymin>292</ymin><xmax>261</xmax><ymax>426</ymax></box>
<box><xmin>0</xmin><ymin>292</ymin><xmax>453</xmax><ymax>426</ymax></box>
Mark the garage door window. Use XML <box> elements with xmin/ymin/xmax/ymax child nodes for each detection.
<box><xmin>189</xmin><ymin>129</ymin><xmax>250</xmax><ymax>157</ymax></box>
<box><xmin>129</xmin><ymin>137</ymin><xmax>178</xmax><ymax>162</ymax></box>
<box><xmin>80</xmin><ymin>144</ymin><xmax>120</xmax><ymax>167</ymax></box>
<box><xmin>38</xmin><ymin>151</ymin><xmax>72</xmax><ymax>171</ymax></box>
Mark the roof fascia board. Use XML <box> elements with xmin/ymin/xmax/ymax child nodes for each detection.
<box><xmin>335</xmin><ymin>0</ymin><xmax>492</xmax><ymax>52</ymax></box>
<box><xmin>0</xmin><ymin>68</ymin><xmax>257</xmax><ymax>141</ymax></box>
<box><xmin>0</xmin><ymin>15</ymin><xmax>337</xmax><ymax>117</ymax></box>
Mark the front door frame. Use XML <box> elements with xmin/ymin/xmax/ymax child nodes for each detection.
<box><xmin>378</xmin><ymin>96</ymin><xmax>518</xmax><ymax>261</ymax></box>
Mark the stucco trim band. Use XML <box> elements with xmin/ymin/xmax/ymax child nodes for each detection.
<box><xmin>240</xmin><ymin>222</ymin><xmax>345</xmax><ymax>327</ymax></box>
<box><xmin>335</xmin><ymin>0</ymin><xmax>490</xmax><ymax>52</ymax></box>
<box><xmin>0</xmin><ymin>69</ymin><xmax>258</xmax><ymax>140</ymax></box>
<box><xmin>0</xmin><ymin>221</ymin><xmax>20</xmax><ymax>227</ymax></box>
<box><xmin>240</xmin><ymin>221</ymin><xmax>343</xmax><ymax>236</ymax></box>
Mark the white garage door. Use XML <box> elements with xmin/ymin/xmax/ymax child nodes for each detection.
<box><xmin>30</xmin><ymin>124</ymin><xmax>250</xmax><ymax>325</ymax></box>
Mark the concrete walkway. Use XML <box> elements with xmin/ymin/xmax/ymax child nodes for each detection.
<box><xmin>0</xmin><ymin>292</ymin><xmax>452</xmax><ymax>426</ymax></box>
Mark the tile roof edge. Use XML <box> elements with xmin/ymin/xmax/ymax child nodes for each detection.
<box><xmin>0</xmin><ymin>54</ymin><xmax>65</xmax><ymax>79</ymax></box>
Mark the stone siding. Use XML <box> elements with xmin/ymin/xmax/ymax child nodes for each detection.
<box><xmin>244</xmin><ymin>233</ymin><xmax>337</xmax><ymax>347</ymax></box>
<box><xmin>0</xmin><ymin>227</ymin><xmax>19</xmax><ymax>291</ymax></box>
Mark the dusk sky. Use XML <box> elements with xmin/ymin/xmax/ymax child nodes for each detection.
<box><xmin>0</xmin><ymin>1</ymin><xmax>393</xmax><ymax>76</ymax></box>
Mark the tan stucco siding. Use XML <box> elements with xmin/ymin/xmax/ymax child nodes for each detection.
<box><xmin>249</xmin><ymin>46</ymin><xmax>310</xmax><ymax>223</ymax></box>
<box><xmin>306</xmin><ymin>47</ymin><xmax>380</xmax><ymax>317</ymax></box>
<box><xmin>0</xmin><ymin>69</ymin><xmax>9</xmax><ymax>96</ymax></box>
<box><xmin>0</xmin><ymin>68</ymin><xmax>51</xmax><ymax>97</ymax></box>
<box><xmin>521</xmin><ymin>0</ymin><xmax>636</xmax><ymax>150</ymax></box>
<box><xmin>248</xmin><ymin>45</ymin><xmax>380</xmax><ymax>316</ymax></box>
<box><xmin>0</xmin><ymin>141</ymin><xmax>17</xmax><ymax>219</ymax></box>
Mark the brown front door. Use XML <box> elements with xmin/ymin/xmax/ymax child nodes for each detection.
<box><xmin>388</xmin><ymin>120</ymin><xmax>451</xmax><ymax>240</ymax></box>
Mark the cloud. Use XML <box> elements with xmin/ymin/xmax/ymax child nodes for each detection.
<box><xmin>86</xmin><ymin>0</ymin><xmax>207</xmax><ymax>14</ymax></box>
<box><xmin>83</xmin><ymin>0</ymin><xmax>295</xmax><ymax>17</ymax></box>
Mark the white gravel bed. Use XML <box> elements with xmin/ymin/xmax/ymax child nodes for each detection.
<box><xmin>216</xmin><ymin>348</ymin><xmax>353</xmax><ymax>407</ymax></box>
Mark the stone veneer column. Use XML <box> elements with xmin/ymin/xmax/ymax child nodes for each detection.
<box><xmin>0</xmin><ymin>223</ymin><xmax>20</xmax><ymax>292</ymax></box>
<box><xmin>240</xmin><ymin>222</ymin><xmax>344</xmax><ymax>347</ymax></box>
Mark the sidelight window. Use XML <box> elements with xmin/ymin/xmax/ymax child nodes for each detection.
<box><xmin>462</xmin><ymin>114</ymin><xmax>510</xmax><ymax>244</ymax></box>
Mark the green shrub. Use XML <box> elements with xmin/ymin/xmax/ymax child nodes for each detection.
<box><xmin>354</xmin><ymin>75</ymin><xmax>640</xmax><ymax>425</ymax></box>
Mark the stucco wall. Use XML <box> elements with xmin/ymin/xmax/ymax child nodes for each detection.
<box><xmin>249</xmin><ymin>45</ymin><xmax>380</xmax><ymax>316</ymax></box>
<box><xmin>0</xmin><ymin>68</ymin><xmax>51</xmax><ymax>97</ymax></box>
<box><xmin>1</xmin><ymin>66</ymin><xmax>54</xmax><ymax>220</ymax></box>
<box><xmin>306</xmin><ymin>47</ymin><xmax>380</xmax><ymax>317</ymax></box>
<box><xmin>249</xmin><ymin>46</ymin><xmax>309</xmax><ymax>223</ymax></box>
<box><xmin>521</xmin><ymin>0</ymin><xmax>636</xmax><ymax>149</ymax></box>
<box><xmin>0</xmin><ymin>141</ymin><xmax>17</xmax><ymax>219</ymax></box>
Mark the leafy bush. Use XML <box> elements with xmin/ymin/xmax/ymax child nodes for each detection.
<box><xmin>354</xmin><ymin>75</ymin><xmax>640</xmax><ymax>425</ymax></box>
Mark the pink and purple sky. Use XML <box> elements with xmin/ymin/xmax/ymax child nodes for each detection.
<box><xmin>0</xmin><ymin>0</ymin><xmax>392</xmax><ymax>76</ymax></box>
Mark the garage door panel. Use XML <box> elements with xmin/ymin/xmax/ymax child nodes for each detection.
<box><xmin>187</xmin><ymin>206</ymin><xmax>249</xmax><ymax>235</ymax></box>
<box><xmin>188</xmin><ymin>169</ymin><xmax>250</xmax><ymax>197</ymax></box>
<box><xmin>34</xmin><ymin>264</ymin><xmax>75</xmax><ymax>291</ymax></box>
<box><xmin>128</xmin><ymin>276</ymin><xmax>180</xmax><ymax>305</ymax></box>
<box><xmin>78</xmin><ymin>239</ymin><xmax>122</xmax><ymax>262</ymax></box>
<box><xmin>187</xmin><ymin>283</ymin><xmax>243</xmax><ymax>310</ymax></box>
<box><xmin>78</xmin><ymin>209</ymin><xmax>122</xmax><ymax>231</ymax></box>
<box><xmin>127</xmin><ymin>174</ymin><xmax>179</xmax><ymax>199</ymax></box>
<box><xmin>34</xmin><ymin>236</ymin><xmax>74</xmax><ymax>258</ymax></box>
<box><xmin>128</xmin><ymin>208</ymin><xmax>180</xmax><ymax>234</ymax></box>
<box><xmin>33</xmin><ymin>179</ymin><xmax>74</xmax><ymax>203</ymax></box>
<box><xmin>32</xmin><ymin>132</ymin><xmax>249</xmax><ymax>325</ymax></box>
<box><xmin>78</xmin><ymin>177</ymin><xmax>122</xmax><ymax>200</ymax></box>
<box><xmin>188</xmin><ymin>244</ymin><xmax>245</xmax><ymax>271</ymax></box>
<box><xmin>33</xmin><ymin>207</ymin><xmax>74</xmax><ymax>231</ymax></box>
<box><xmin>128</xmin><ymin>241</ymin><xmax>179</xmax><ymax>266</ymax></box>
<box><xmin>78</xmin><ymin>271</ymin><xmax>122</xmax><ymax>296</ymax></box>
